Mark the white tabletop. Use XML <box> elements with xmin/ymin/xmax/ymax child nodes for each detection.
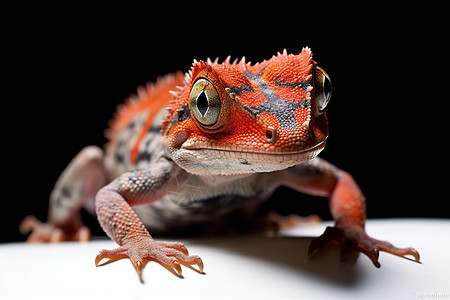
<box><xmin>1</xmin><ymin>219</ymin><xmax>449</xmax><ymax>300</ymax></box>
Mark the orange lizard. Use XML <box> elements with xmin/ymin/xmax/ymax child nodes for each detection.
<box><xmin>21</xmin><ymin>47</ymin><xmax>420</xmax><ymax>282</ymax></box>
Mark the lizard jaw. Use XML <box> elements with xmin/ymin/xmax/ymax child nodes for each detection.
<box><xmin>165</xmin><ymin>137</ymin><xmax>327</xmax><ymax>176</ymax></box>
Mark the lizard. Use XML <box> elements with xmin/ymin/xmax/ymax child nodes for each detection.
<box><xmin>21</xmin><ymin>47</ymin><xmax>420</xmax><ymax>282</ymax></box>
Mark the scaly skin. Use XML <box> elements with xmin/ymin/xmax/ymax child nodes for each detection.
<box><xmin>21</xmin><ymin>47</ymin><xmax>420</xmax><ymax>283</ymax></box>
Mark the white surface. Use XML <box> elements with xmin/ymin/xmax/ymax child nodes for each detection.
<box><xmin>1</xmin><ymin>219</ymin><xmax>449</xmax><ymax>300</ymax></box>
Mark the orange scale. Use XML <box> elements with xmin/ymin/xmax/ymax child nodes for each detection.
<box><xmin>259</xmin><ymin>112</ymin><xmax>280</xmax><ymax>129</ymax></box>
<box><xmin>272</xmin><ymin>85</ymin><xmax>308</xmax><ymax>102</ymax></box>
<box><xmin>294</xmin><ymin>107</ymin><xmax>311</xmax><ymax>126</ymax></box>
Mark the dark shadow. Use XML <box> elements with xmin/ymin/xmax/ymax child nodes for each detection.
<box><xmin>188</xmin><ymin>235</ymin><xmax>363</xmax><ymax>287</ymax></box>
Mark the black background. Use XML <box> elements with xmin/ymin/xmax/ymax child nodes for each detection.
<box><xmin>3</xmin><ymin>9</ymin><xmax>447</xmax><ymax>243</ymax></box>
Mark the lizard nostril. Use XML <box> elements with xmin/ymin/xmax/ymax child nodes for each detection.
<box><xmin>264</xmin><ymin>127</ymin><xmax>278</xmax><ymax>143</ymax></box>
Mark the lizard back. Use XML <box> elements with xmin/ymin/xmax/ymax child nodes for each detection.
<box><xmin>105</xmin><ymin>72</ymin><xmax>185</xmax><ymax>178</ymax></box>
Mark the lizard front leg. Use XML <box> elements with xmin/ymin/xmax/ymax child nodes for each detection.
<box><xmin>281</xmin><ymin>157</ymin><xmax>420</xmax><ymax>267</ymax></box>
<box><xmin>94</xmin><ymin>158</ymin><xmax>203</xmax><ymax>283</ymax></box>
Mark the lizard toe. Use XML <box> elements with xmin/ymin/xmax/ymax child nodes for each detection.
<box><xmin>95</xmin><ymin>237</ymin><xmax>204</xmax><ymax>283</ymax></box>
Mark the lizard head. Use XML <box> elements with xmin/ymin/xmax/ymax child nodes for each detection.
<box><xmin>161</xmin><ymin>47</ymin><xmax>331</xmax><ymax>175</ymax></box>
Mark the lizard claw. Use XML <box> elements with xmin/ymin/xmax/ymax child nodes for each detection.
<box><xmin>309</xmin><ymin>224</ymin><xmax>420</xmax><ymax>267</ymax></box>
<box><xmin>365</xmin><ymin>248</ymin><xmax>380</xmax><ymax>267</ymax></box>
<box><xmin>95</xmin><ymin>238</ymin><xmax>204</xmax><ymax>283</ymax></box>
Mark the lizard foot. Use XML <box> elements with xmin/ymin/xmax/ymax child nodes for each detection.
<box><xmin>308</xmin><ymin>223</ymin><xmax>420</xmax><ymax>267</ymax></box>
<box><xmin>95</xmin><ymin>237</ymin><xmax>204</xmax><ymax>283</ymax></box>
<box><xmin>20</xmin><ymin>215</ymin><xmax>91</xmax><ymax>242</ymax></box>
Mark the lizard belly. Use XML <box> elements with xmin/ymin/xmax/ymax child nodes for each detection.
<box><xmin>135</xmin><ymin>173</ymin><xmax>277</xmax><ymax>233</ymax></box>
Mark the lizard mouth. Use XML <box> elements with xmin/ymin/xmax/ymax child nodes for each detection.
<box><xmin>164</xmin><ymin>133</ymin><xmax>327</xmax><ymax>175</ymax></box>
<box><xmin>182</xmin><ymin>137</ymin><xmax>328</xmax><ymax>163</ymax></box>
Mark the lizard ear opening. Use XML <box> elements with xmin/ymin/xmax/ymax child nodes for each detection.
<box><xmin>314</xmin><ymin>66</ymin><xmax>332</xmax><ymax>113</ymax></box>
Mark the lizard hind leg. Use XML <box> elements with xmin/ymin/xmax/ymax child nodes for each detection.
<box><xmin>20</xmin><ymin>146</ymin><xmax>108</xmax><ymax>242</ymax></box>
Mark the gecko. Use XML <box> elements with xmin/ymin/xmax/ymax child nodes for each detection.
<box><xmin>21</xmin><ymin>47</ymin><xmax>420</xmax><ymax>282</ymax></box>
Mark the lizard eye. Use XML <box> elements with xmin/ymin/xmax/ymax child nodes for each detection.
<box><xmin>189</xmin><ymin>78</ymin><xmax>221</xmax><ymax>127</ymax></box>
<box><xmin>314</xmin><ymin>66</ymin><xmax>332</xmax><ymax>113</ymax></box>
